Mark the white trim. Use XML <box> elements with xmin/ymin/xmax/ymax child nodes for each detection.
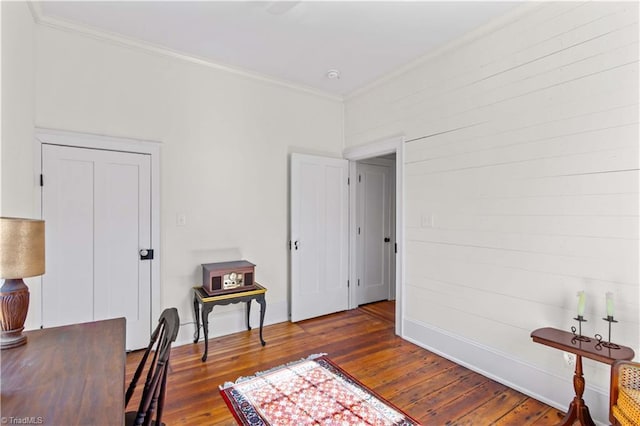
<box><xmin>348</xmin><ymin>161</ymin><xmax>358</xmax><ymax>309</ymax></box>
<box><xmin>34</xmin><ymin>127</ymin><xmax>162</xmax><ymax>330</ymax></box>
<box><xmin>343</xmin><ymin>135</ymin><xmax>403</xmax><ymax>161</ymax></box>
<box><xmin>353</xmin><ymin>159</ymin><xmax>395</xmax><ymax>306</ymax></box>
<box><xmin>403</xmin><ymin>318</ymin><xmax>611</xmax><ymax>426</ymax></box>
<box><xmin>28</xmin><ymin>5</ymin><xmax>342</xmax><ymax>103</ymax></box>
<box><xmin>344</xmin><ymin>135</ymin><xmax>405</xmax><ymax>336</ymax></box>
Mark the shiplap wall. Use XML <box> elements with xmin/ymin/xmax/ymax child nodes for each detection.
<box><xmin>345</xmin><ymin>2</ymin><xmax>638</xmax><ymax>420</ymax></box>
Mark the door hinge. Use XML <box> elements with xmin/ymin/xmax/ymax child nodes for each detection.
<box><xmin>289</xmin><ymin>240</ymin><xmax>292</xmax><ymax>250</ymax></box>
<box><xmin>347</xmin><ymin>280</ymin><xmax>350</xmax><ymax>288</ymax></box>
<box><xmin>358</xmin><ymin>227</ymin><xmax>361</xmax><ymax>235</ymax></box>
<box><xmin>358</xmin><ymin>174</ymin><xmax>361</xmax><ymax>183</ymax></box>
<box><xmin>347</xmin><ymin>177</ymin><xmax>350</xmax><ymax>185</ymax></box>
<box><xmin>40</xmin><ymin>174</ymin><xmax>44</xmax><ymax>187</ymax></box>
<box><xmin>395</xmin><ymin>243</ymin><xmax>398</xmax><ymax>254</ymax></box>
<box><xmin>357</xmin><ymin>278</ymin><xmax>360</xmax><ymax>287</ymax></box>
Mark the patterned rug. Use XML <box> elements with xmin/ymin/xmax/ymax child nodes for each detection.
<box><xmin>219</xmin><ymin>354</ymin><xmax>420</xmax><ymax>425</ymax></box>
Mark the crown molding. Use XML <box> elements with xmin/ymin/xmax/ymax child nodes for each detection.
<box><xmin>26</xmin><ymin>1</ymin><xmax>343</xmax><ymax>103</ymax></box>
<box><xmin>26</xmin><ymin>1</ymin><xmax>42</xmax><ymax>24</ymax></box>
<box><xmin>345</xmin><ymin>2</ymin><xmax>542</xmax><ymax>101</ymax></box>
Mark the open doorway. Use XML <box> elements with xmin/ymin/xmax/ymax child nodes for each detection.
<box><xmin>355</xmin><ymin>154</ymin><xmax>396</xmax><ymax>308</ymax></box>
<box><xmin>344</xmin><ymin>135</ymin><xmax>404</xmax><ymax>336</ymax></box>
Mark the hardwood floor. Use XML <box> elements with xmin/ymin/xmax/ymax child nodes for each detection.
<box><xmin>126</xmin><ymin>301</ymin><xmax>564</xmax><ymax>425</ymax></box>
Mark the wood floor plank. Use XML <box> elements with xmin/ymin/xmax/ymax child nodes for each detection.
<box><xmin>392</xmin><ymin>364</ymin><xmax>475</xmax><ymax>410</ymax></box>
<box><xmin>494</xmin><ymin>398</ymin><xmax>564</xmax><ymax>425</ymax></box>
<box><xmin>421</xmin><ymin>380</ymin><xmax>508</xmax><ymax>424</ymax></box>
<box><xmin>452</xmin><ymin>388</ymin><xmax>528</xmax><ymax>425</ymax></box>
<box><xmin>126</xmin><ymin>301</ymin><xmax>564</xmax><ymax>425</ymax></box>
<box><xmin>529</xmin><ymin>407</ymin><xmax>568</xmax><ymax>425</ymax></box>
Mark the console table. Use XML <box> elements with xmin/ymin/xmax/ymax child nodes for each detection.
<box><xmin>1</xmin><ymin>318</ymin><xmax>126</xmax><ymax>425</ymax></box>
<box><xmin>193</xmin><ymin>283</ymin><xmax>267</xmax><ymax>362</ymax></box>
<box><xmin>531</xmin><ymin>327</ymin><xmax>635</xmax><ymax>426</ymax></box>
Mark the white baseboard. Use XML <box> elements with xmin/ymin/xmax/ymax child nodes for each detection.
<box><xmin>174</xmin><ymin>300</ymin><xmax>288</xmax><ymax>348</ymax></box>
<box><xmin>402</xmin><ymin>318</ymin><xmax>611</xmax><ymax>426</ymax></box>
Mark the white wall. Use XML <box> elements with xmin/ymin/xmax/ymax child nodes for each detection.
<box><xmin>26</xmin><ymin>21</ymin><xmax>344</xmax><ymax>343</ymax></box>
<box><xmin>345</xmin><ymin>2</ymin><xmax>638</xmax><ymax>423</ymax></box>
<box><xmin>0</xmin><ymin>1</ymin><xmax>43</xmax><ymax>321</ymax></box>
<box><xmin>1</xmin><ymin>1</ymin><xmax>35</xmax><ymax>217</ymax></box>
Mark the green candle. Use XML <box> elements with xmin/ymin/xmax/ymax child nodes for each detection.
<box><xmin>606</xmin><ymin>292</ymin><xmax>614</xmax><ymax>317</ymax></box>
<box><xmin>577</xmin><ymin>291</ymin><xmax>586</xmax><ymax>317</ymax></box>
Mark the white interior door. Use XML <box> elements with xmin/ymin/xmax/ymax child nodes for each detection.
<box><xmin>42</xmin><ymin>144</ymin><xmax>152</xmax><ymax>350</ymax></box>
<box><xmin>356</xmin><ymin>162</ymin><xmax>393</xmax><ymax>305</ymax></box>
<box><xmin>290</xmin><ymin>154</ymin><xmax>349</xmax><ymax>322</ymax></box>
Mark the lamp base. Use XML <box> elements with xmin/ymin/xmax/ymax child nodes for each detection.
<box><xmin>1</xmin><ymin>329</ymin><xmax>27</xmax><ymax>349</ymax></box>
<box><xmin>0</xmin><ymin>278</ymin><xmax>30</xmax><ymax>350</ymax></box>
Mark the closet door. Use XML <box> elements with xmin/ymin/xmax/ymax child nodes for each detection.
<box><xmin>42</xmin><ymin>143</ymin><xmax>152</xmax><ymax>350</ymax></box>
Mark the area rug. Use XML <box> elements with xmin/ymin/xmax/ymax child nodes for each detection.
<box><xmin>219</xmin><ymin>354</ymin><xmax>420</xmax><ymax>425</ymax></box>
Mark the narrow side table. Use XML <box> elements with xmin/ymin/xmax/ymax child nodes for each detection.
<box><xmin>531</xmin><ymin>327</ymin><xmax>634</xmax><ymax>426</ymax></box>
<box><xmin>193</xmin><ymin>283</ymin><xmax>267</xmax><ymax>362</ymax></box>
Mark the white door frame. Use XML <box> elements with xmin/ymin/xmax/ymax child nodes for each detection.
<box><xmin>343</xmin><ymin>135</ymin><xmax>404</xmax><ymax>337</ymax></box>
<box><xmin>33</xmin><ymin>128</ymin><xmax>161</xmax><ymax>329</ymax></box>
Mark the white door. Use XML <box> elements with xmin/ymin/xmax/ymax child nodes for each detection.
<box><xmin>290</xmin><ymin>154</ymin><xmax>349</xmax><ymax>322</ymax></box>
<box><xmin>42</xmin><ymin>144</ymin><xmax>152</xmax><ymax>350</ymax></box>
<box><xmin>357</xmin><ymin>162</ymin><xmax>393</xmax><ymax>305</ymax></box>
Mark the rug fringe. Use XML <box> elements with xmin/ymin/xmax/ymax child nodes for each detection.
<box><xmin>219</xmin><ymin>353</ymin><xmax>328</xmax><ymax>390</ymax></box>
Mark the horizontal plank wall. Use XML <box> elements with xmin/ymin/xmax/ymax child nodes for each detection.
<box><xmin>344</xmin><ymin>2</ymin><xmax>639</xmax><ymax>422</ymax></box>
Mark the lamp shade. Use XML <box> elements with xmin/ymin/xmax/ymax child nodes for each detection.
<box><xmin>0</xmin><ymin>217</ymin><xmax>45</xmax><ymax>279</ymax></box>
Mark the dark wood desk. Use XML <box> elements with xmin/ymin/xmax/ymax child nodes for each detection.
<box><xmin>531</xmin><ymin>327</ymin><xmax>635</xmax><ymax>426</ymax></box>
<box><xmin>1</xmin><ymin>318</ymin><xmax>126</xmax><ymax>425</ymax></box>
<box><xmin>193</xmin><ymin>283</ymin><xmax>266</xmax><ymax>362</ymax></box>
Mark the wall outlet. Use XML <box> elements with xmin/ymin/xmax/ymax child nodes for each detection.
<box><xmin>563</xmin><ymin>352</ymin><xmax>576</xmax><ymax>368</ymax></box>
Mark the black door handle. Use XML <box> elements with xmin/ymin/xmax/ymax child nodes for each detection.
<box><xmin>384</xmin><ymin>238</ymin><xmax>391</xmax><ymax>243</ymax></box>
<box><xmin>140</xmin><ymin>249</ymin><xmax>154</xmax><ymax>260</ymax></box>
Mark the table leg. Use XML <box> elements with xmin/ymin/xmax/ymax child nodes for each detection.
<box><xmin>557</xmin><ymin>355</ymin><xmax>595</xmax><ymax>426</ymax></box>
<box><xmin>193</xmin><ymin>292</ymin><xmax>200</xmax><ymax>343</ymax></box>
<box><xmin>246</xmin><ymin>301</ymin><xmax>252</xmax><ymax>330</ymax></box>
<box><xmin>257</xmin><ymin>295</ymin><xmax>266</xmax><ymax>347</ymax></box>
<box><xmin>201</xmin><ymin>304</ymin><xmax>213</xmax><ymax>362</ymax></box>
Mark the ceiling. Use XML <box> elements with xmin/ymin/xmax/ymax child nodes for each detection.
<box><xmin>37</xmin><ymin>1</ymin><xmax>522</xmax><ymax>97</ymax></box>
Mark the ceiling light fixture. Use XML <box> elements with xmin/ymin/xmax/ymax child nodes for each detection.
<box><xmin>326</xmin><ymin>69</ymin><xmax>340</xmax><ymax>80</ymax></box>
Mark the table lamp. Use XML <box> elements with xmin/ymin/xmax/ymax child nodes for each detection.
<box><xmin>0</xmin><ymin>217</ymin><xmax>45</xmax><ymax>349</ymax></box>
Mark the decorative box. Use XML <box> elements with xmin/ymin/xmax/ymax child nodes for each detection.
<box><xmin>201</xmin><ymin>260</ymin><xmax>257</xmax><ymax>296</ymax></box>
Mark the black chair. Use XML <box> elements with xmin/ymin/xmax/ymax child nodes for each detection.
<box><xmin>125</xmin><ymin>308</ymin><xmax>180</xmax><ymax>426</ymax></box>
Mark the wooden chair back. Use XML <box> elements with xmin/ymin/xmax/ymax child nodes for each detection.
<box><xmin>125</xmin><ymin>308</ymin><xmax>180</xmax><ymax>426</ymax></box>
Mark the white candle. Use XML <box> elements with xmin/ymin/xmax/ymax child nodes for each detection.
<box><xmin>577</xmin><ymin>291</ymin><xmax>586</xmax><ymax>317</ymax></box>
<box><xmin>606</xmin><ymin>292</ymin><xmax>614</xmax><ymax>317</ymax></box>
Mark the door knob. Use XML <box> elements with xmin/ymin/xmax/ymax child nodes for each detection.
<box><xmin>384</xmin><ymin>237</ymin><xmax>391</xmax><ymax>243</ymax></box>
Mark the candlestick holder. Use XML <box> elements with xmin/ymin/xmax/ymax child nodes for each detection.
<box><xmin>571</xmin><ymin>315</ymin><xmax>591</xmax><ymax>342</ymax></box>
<box><xmin>595</xmin><ymin>316</ymin><xmax>620</xmax><ymax>350</ymax></box>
